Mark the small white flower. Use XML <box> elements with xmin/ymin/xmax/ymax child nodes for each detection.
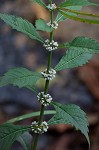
<box><xmin>38</xmin><ymin>128</ymin><xmax>42</xmax><ymax>132</ymax></box>
<box><xmin>43</xmin><ymin>121</ymin><xmax>48</xmax><ymax>126</ymax></box>
<box><xmin>45</xmin><ymin>39</ymin><xmax>49</xmax><ymax>43</ymax></box>
<box><xmin>53</xmin><ymin>42</ymin><xmax>59</xmax><ymax>46</ymax></box>
<box><xmin>32</xmin><ymin>128</ymin><xmax>34</xmax><ymax>131</ymax></box>
<box><xmin>47</xmin><ymin>3</ymin><xmax>57</xmax><ymax>10</ymax></box>
<box><xmin>43</xmin><ymin>128</ymin><xmax>47</xmax><ymax>132</ymax></box>
<box><xmin>31</xmin><ymin>121</ymin><xmax>37</xmax><ymax>125</ymax></box>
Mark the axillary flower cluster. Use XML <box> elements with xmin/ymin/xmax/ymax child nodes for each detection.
<box><xmin>41</xmin><ymin>68</ymin><xmax>56</xmax><ymax>80</ymax></box>
<box><xmin>47</xmin><ymin>21</ymin><xmax>58</xmax><ymax>29</ymax></box>
<box><xmin>43</xmin><ymin>39</ymin><xmax>58</xmax><ymax>51</ymax></box>
<box><xmin>31</xmin><ymin>121</ymin><xmax>48</xmax><ymax>134</ymax></box>
<box><xmin>37</xmin><ymin>92</ymin><xmax>52</xmax><ymax>106</ymax></box>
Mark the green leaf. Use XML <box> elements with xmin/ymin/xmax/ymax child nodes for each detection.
<box><xmin>60</xmin><ymin>8</ymin><xmax>99</xmax><ymax>18</ymax></box>
<box><xmin>7</xmin><ymin>110</ymin><xmax>56</xmax><ymax>123</ymax></box>
<box><xmin>0</xmin><ymin>13</ymin><xmax>44</xmax><ymax>43</ymax></box>
<box><xmin>62</xmin><ymin>37</ymin><xmax>99</xmax><ymax>53</ymax></box>
<box><xmin>55</xmin><ymin>48</ymin><xmax>92</xmax><ymax>71</ymax></box>
<box><xmin>0</xmin><ymin>67</ymin><xmax>42</xmax><ymax>91</ymax></box>
<box><xmin>17</xmin><ymin>132</ymin><xmax>32</xmax><ymax>150</ymax></box>
<box><xmin>59</xmin><ymin>10</ymin><xmax>99</xmax><ymax>25</ymax></box>
<box><xmin>36</xmin><ymin>19</ymin><xmax>53</xmax><ymax>32</ymax></box>
<box><xmin>31</xmin><ymin>0</ymin><xmax>46</xmax><ymax>8</ymax></box>
<box><xmin>55</xmin><ymin>6</ymin><xmax>82</xmax><ymax>23</ymax></box>
<box><xmin>0</xmin><ymin>123</ymin><xmax>30</xmax><ymax>150</ymax></box>
<box><xmin>59</xmin><ymin>0</ymin><xmax>99</xmax><ymax>7</ymax></box>
<box><xmin>48</xmin><ymin>102</ymin><xmax>90</xmax><ymax>146</ymax></box>
<box><xmin>55</xmin><ymin>52</ymin><xmax>92</xmax><ymax>71</ymax></box>
<box><xmin>55</xmin><ymin>36</ymin><xmax>99</xmax><ymax>71</ymax></box>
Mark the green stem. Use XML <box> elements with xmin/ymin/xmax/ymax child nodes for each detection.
<box><xmin>32</xmin><ymin>1</ymin><xmax>54</xmax><ymax>150</ymax></box>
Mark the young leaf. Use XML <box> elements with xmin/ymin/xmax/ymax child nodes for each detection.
<box><xmin>59</xmin><ymin>10</ymin><xmax>99</xmax><ymax>25</ymax></box>
<box><xmin>36</xmin><ymin>19</ymin><xmax>53</xmax><ymax>32</ymax></box>
<box><xmin>0</xmin><ymin>13</ymin><xmax>44</xmax><ymax>43</ymax></box>
<box><xmin>0</xmin><ymin>123</ymin><xmax>30</xmax><ymax>150</ymax></box>
<box><xmin>55</xmin><ymin>6</ymin><xmax>82</xmax><ymax>23</ymax></box>
<box><xmin>0</xmin><ymin>67</ymin><xmax>42</xmax><ymax>91</ymax></box>
<box><xmin>31</xmin><ymin>0</ymin><xmax>46</xmax><ymax>8</ymax></box>
<box><xmin>17</xmin><ymin>132</ymin><xmax>32</xmax><ymax>150</ymax></box>
<box><xmin>59</xmin><ymin>0</ymin><xmax>99</xmax><ymax>7</ymax></box>
<box><xmin>48</xmin><ymin>102</ymin><xmax>90</xmax><ymax>145</ymax></box>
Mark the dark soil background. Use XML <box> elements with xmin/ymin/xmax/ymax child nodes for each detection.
<box><xmin>0</xmin><ymin>0</ymin><xmax>99</xmax><ymax>150</ymax></box>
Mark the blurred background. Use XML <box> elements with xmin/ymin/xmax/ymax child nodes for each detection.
<box><xmin>0</xmin><ymin>0</ymin><xmax>99</xmax><ymax>149</ymax></box>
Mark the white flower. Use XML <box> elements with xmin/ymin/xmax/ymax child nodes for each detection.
<box><xmin>47</xmin><ymin>3</ymin><xmax>57</xmax><ymax>10</ymax></box>
<box><xmin>32</xmin><ymin>121</ymin><xmax>37</xmax><ymax>125</ymax></box>
<box><xmin>45</xmin><ymin>39</ymin><xmax>49</xmax><ymax>43</ymax></box>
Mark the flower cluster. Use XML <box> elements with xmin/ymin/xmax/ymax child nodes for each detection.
<box><xmin>47</xmin><ymin>21</ymin><xmax>58</xmax><ymax>29</ymax></box>
<box><xmin>47</xmin><ymin>3</ymin><xmax>57</xmax><ymax>11</ymax></box>
<box><xmin>31</xmin><ymin>121</ymin><xmax>48</xmax><ymax>134</ymax></box>
<box><xmin>41</xmin><ymin>68</ymin><xmax>56</xmax><ymax>80</ymax></box>
<box><xmin>43</xmin><ymin>39</ymin><xmax>58</xmax><ymax>51</ymax></box>
<box><xmin>37</xmin><ymin>92</ymin><xmax>52</xmax><ymax>106</ymax></box>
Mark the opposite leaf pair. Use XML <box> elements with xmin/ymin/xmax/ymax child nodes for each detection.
<box><xmin>0</xmin><ymin>102</ymin><xmax>89</xmax><ymax>150</ymax></box>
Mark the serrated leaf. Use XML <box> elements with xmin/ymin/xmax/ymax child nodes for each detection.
<box><xmin>56</xmin><ymin>37</ymin><xmax>99</xmax><ymax>71</ymax></box>
<box><xmin>31</xmin><ymin>0</ymin><xmax>46</xmax><ymax>8</ymax></box>
<box><xmin>0</xmin><ymin>67</ymin><xmax>42</xmax><ymax>91</ymax></box>
<box><xmin>59</xmin><ymin>0</ymin><xmax>99</xmax><ymax>7</ymax></box>
<box><xmin>55</xmin><ymin>48</ymin><xmax>92</xmax><ymax>71</ymax></box>
<box><xmin>61</xmin><ymin>37</ymin><xmax>99</xmax><ymax>52</ymax></box>
<box><xmin>36</xmin><ymin>19</ymin><xmax>53</xmax><ymax>32</ymax></box>
<box><xmin>17</xmin><ymin>132</ymin><xmax>32</xmax><ymax>150</ymax></box>
<box><xmin>59</xmin><ymin>10</ymin><xmax>99</xmax><ymax>25</ymax></box>
<box><xmin>55</xmin><ymin>6</ymin><xmax>82</xmax><ymax>23</ymax></box>
<box><xmin>0</xmin><ymin>13</ymin><xmax>44</xmax><ymax>43</ymax></box>
<box><xmin>0</xmin><ymin>123</ymin><xmax>30</xmax><ymax>150</ymax></box>
<box><xmin>48</xmin><ymin>102</ymin><xmax>90</xmax><ymax>145</ymax></box>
